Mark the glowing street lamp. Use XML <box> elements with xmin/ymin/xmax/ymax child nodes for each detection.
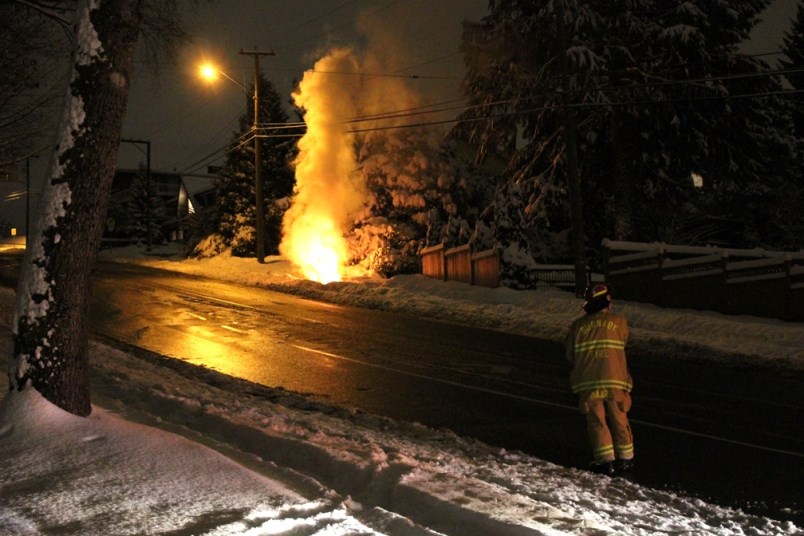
<box><xmin>199</xmin><ymin>63</ymin><xmax>245</xmax><ymax>90</ymax></box>
<box><xmin>198</xmin><ymin>56</ymin><xmax>272</xmax><ymax>263</ymax></box>
<box><xmin>198</xmin><ymin>63</ymin><xmax>217</xmax><ymax>82</ymax></box>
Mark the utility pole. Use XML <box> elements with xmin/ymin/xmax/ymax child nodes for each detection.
<box><xmin>239</xmin><ymin>48</ymin><xmax>275</xmax><ymax>264</ymax></box>
<box><xmin>120</xmin><ymin>138</ymin><xmax>152</xmax><ymax>252</ymax></box>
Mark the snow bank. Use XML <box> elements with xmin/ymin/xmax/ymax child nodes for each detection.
<box><xmin>1</xmin><ymin>245</ymin><xmax>801</xmax><ymax>534</ymax></box>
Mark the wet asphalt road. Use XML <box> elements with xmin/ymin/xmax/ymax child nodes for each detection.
<box><xmin>2</xmin><ymin>253</ymin><xmax>802</xmax><ymax>523</ymax></box>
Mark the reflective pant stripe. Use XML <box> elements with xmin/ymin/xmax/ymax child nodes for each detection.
<box><xmin>593</xmin><ymin>444</ymin><xmax>615</xmax><ymax>462</ymax></box>
<box><xmin>616</xmin><ymin>443</ymin><xmax>634</xmax><ymax>459</ymax></box>
<box><xmin>584</xmin><ymin>396</ymin><xmax>634</xmax><ymax>464</ymax></box>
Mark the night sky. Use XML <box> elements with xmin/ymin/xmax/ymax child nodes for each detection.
<box><xmin>118</xmin><ymin>0</ymin><xmax>488</xmax><ymax>173</ymax></box>
<box><xmin>116</xmin><ymin>0</ymin><xmax>797</xmax><ymax>174</ymax></box>
<box><xmin>2</xmin><ymin>1</ymin><xmax>798</xmax><ymax>232</ymax></box>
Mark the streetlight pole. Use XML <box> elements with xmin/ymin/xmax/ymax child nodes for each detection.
<box><xmin>239</xmin><ymin>48</ymin><xmax>274</xmax><ymax>264</ymax></box>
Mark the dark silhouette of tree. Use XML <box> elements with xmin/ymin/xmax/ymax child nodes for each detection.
<box><xmin>9</xmin><ymin>0</ymin><xmax>185</xmax><ymax>416</ymax></box>
<box><xmin>781</xmin><ymin>1</ymin><xmax>804</xmax><ymax>137</ymax></box>
<box><xmin>776</xmin><ymin>0</ymin><xmax>804</xmax><ymax>248</ymax></box>
<box><xmin>457</xmin><ymin>0</ymin><xmax>798</xmax><ymax>266</ymax></box>
<box><xmin>0</xmin><ymin>2</ymin><xmax>68</xmax><ymax>168</ymax></box>
<box><xmin>351</xmin><ymin>130</ymin><xmax>493</xmax><ymax>276</ymax></box>
<box><xmin>126</xmin><ymin>165</ymin><xmax>165</xmax><ymax>245</ymax></box>
<box><xmin>212</xmin><ymin>74</ymin><xmax>298</xmax><ymax>257</ymax></box>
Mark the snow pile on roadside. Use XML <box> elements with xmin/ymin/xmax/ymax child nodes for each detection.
<box><xmin>0</xmin><ymin>387</ymin><xmax>323</xmax><ymax>535</ymax></box>
<box><xmin>2</xmin><ymin>246</ymin><xmax>802</xmax><ymax>534</ymax></box>
<box><xmin>86</xmin><ymin>334</ymin><xmax>804</xmax><ymax>535</ymax></box>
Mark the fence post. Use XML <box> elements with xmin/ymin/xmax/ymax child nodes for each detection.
<box><xmin>442</xmin><ymin>244</ymin><xmax>448</xmax><ymax>281</ymax></box>
<box><xmin>470</xmin><ymin>244</ymin><xmax>475</xmax><ymax>285</ymax></box>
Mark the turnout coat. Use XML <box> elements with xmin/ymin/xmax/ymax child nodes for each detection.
<box><xmin>565</xmin><ymin>311</ymin><xmax>632</xmax><ymax>394</ymax></box>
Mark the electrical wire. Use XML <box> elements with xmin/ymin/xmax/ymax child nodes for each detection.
<box><xmin>168</xmin><ymin>114</ymin><xmax>243</xmax><ymax>170</ymax></box>
<box><xmin>176</xmin><ymin>83</ymin><xmax>803</xmax><ymax>175</ymax></box>
<box><xmin>346</xmin><ymin>88</ymin><xmax>804</xmax><ymax>134</ymax></box>
<box><xmin>174</xmin><ymin>126</ymin><xmax>252</xmax><ymax>174</ymax></box>
<box><xmin>173</xmin><ymin>77</ymin><xmax>802</xmax><ymax>173</ymax></box>
<box><xmin>343</xmin><ymin>66</ymin><xmax>804</xmax><ymax>127</ymax></box>
<box><xmin>287</xmin><ymin>67</ymin><xmax>462</xmax><ymax>81</ymax></box>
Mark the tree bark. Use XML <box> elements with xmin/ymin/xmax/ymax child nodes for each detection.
<box><xmin>609</xmin><ymin>111</ymin><xmax>632</xmax><ymax>241</ymax></box>
<box><xmin>556</xmin><ymin>0</ymin><xmax>587</xmax><ymax>296</ymax></box>
<box><xmin>10</xmin><ymin>0</ymin><xmax>144</xmax><ymax>416</ymax></box>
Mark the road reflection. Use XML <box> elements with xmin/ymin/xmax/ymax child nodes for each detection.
<box><xmin>178</xmin><ymin>325</ymin><xmax>242</xmax><ymax>374</ymax></box>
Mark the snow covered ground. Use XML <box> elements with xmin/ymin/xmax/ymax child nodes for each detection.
<box><xmin>1</xmin><ymin>242</ymin><xmax>802</xmax><ymax>535</ymax></box>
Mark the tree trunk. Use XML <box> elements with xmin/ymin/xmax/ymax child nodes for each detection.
<box><xmin>557</xmin><ymin>0</ymin><xmax>587</xmax><ymax>296</ymax></box>
<box><xmin>10</xmin><ymin>0</ymin><xmax>144</xmax><ymax>416</ymax></box>
<box><xmin>609</xmin><ymin>113</ymin><xmax>632</xmax><ymax>240</ymax></box>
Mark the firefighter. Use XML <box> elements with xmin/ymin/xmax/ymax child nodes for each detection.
<box><xmin>565</xmin><ymin>283</ymin><xmax>634</xmax><ymax>475</ymax></box>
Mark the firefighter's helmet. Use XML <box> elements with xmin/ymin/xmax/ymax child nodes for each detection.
<box><xmin>583</xmin><ymin>283</ymin><xmax>612</xmax><ymax>313</ymax></box>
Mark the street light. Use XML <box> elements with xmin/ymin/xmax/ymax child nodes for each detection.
<box><xmin>199</xmin><ymin>51</ymin><xmax>275</xmax><ymax>264</ymax></box>
<box><xmin>199</xmin><ymin>63</ymin><xmax>244</xmax><ymax>89</ymax></box>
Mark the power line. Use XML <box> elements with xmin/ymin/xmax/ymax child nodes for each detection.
<box><xmin>167</xmin><ymin>114</ymin><xmax>243</xmax><ymax>170</ymax></box>
<box><xmin>255</xmin><ymin>122</ymin><xmax>307</xmax><ymax>129</ymax></box>
<box><xmin>287</xmin><ymin>67</ymin><xmax>462</xmax><ymax>81</ymax></box>
<box><xmin>175</xmin><ymin>76</ymin><xmax>802</xmax><ymax>173</ymax></box>
<box><xmin>177</xmin><ymin>141</ymin><xmax>241</xmax><ymax>175</ymax></box>
<box><xmin>341</xmin><ymin>66</ymin><xmax>803</xmax><ymax>128</ymax></box>
<box><xmin>346</xmin><ymin>88</ymin><xmax>804</xmax><ymax>135</ymax></box>
<box><xmin>347</xmin><ymin>97</ymin><xmax>469</xmax><ymax>123</ymax></box>
<box><xmin>174</xmin><ymin>82</ymin><xmax>802</xmax><ymax>176</ymax></box>
<box><xmin>281</xmin><ymin>0</ymin><xmax>363</xmax><ymax>33</ymax></box>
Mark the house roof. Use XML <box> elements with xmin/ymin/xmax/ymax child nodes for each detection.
<box><xmin>180</xmin><ymin>174</ymin><xmax>216</xmax><ymax>197</ymax></box>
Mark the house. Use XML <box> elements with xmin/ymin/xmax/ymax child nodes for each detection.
<box><xmin>103</xmin><ymin>169</ymin><xmax>218</xmax><ymax>246</ymax></box>
<box><xmin>173</xmin><ymin>173</ymin><xmax>218</xmax><ymax>241</ymax></box>
<box><xmin>103</xmin><ymin>168</ymin><xmax>182</xmax><ymax>246</ymax></box>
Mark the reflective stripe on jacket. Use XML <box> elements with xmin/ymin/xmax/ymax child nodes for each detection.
<box><xmin>565</xmin><ymin>311</ymin><xmax>632</xmax><ymax>394</ymax></box>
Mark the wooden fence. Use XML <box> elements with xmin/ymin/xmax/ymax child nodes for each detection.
<box><xmin>420</xmin><ymin>243</ymin><xmax>500</xmax><ymax>288</ymax></box>
<box><xmin>603</xmin><ymin>239</ymin><xmax>804</xmax><ymax>322</ymax></box>
<box><xmin>420</xmin><ymin>243</ymin><xmax>447</xmax><ymax>281</ymax></box>
<box><xmin>420</xmin><ymin>243</ymin><xmax>583</xmax><ymax>291</ymax></box>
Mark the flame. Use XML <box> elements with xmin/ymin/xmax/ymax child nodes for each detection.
<box><xmin>283</xmin><ymin>216</ymin><xmax>345</xmax><ymax>284</ymax></box>
<box><xmin>280</xmin><ymin>49</ymin><xmax>365</xmax><ymax>283</ymax></box>
<box><xmin>280</xmin><ymin>42</ymin><xmax>423</xmax><ymax>283</ymax></box>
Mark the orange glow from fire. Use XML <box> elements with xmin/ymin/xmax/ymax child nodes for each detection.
<box><xmin>280</xmin><ymin>49</ymin><xmax>365</xmax><ymax>284</ymax></box>
<box><xmin>283</xmin><ymin>217</ymin><xmax>345</xmax><ymax>284</ymax></box>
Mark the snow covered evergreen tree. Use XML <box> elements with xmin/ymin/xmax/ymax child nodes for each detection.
<box><xmin>492</xmin><ymin>181</ymin><xmax>539</xmax><ymax>289</ymax></box>
<box><xmin>775</xmin><ymin>1</ymin><xmax>804</xmax><ymax>248</ymax></box>
<box><xmin>349</xmin><ymin>129</ymin><xmax>492</xmax><ymax>277</ymax></box>
<box><xmin>781</xmin><ymin>1</ymin><xmax>804</xmax><ymax>138</ymax></box>
<box><xmin>210</xmin><ymin>74</ymin><xmax>297</xmax><ymax>257</ymax></box>
<box><xmin>458</xmin><ymin>0</ymin><xmax>799</xmax><ymax>262</ymax></box>
<box><xmin>125</xmin><ymin>165</ymin><xmax>164</xmax><ymax>246</ymax></box>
